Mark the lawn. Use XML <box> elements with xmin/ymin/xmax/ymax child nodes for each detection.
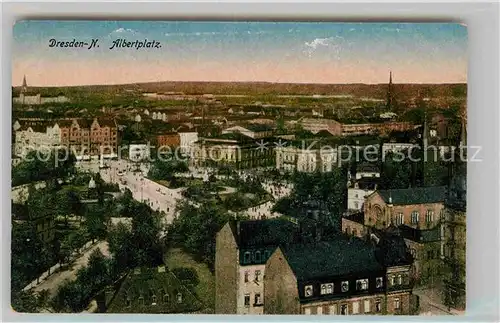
<box><xmin>164</xmin><ymin>248</ymin><xmax>215</xmax><ymax>313</ymax></box>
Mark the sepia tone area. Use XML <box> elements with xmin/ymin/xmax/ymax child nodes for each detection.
<box><xmin>11</xmin><ymin>21</ymin><xmax>466</xmax><ymax>315</ymax></box>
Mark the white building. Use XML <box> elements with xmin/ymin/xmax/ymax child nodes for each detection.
<box><xmin>129</xmin><ymin>144</ymin><xmax>150</xmax><ymax>162</ymax></box>
<box><xmin>353</xmin><ymin>163</ymin><xmax>380</xmax><ymax>180</ymax></box>
<box><xmin>347</xmin><ymin>178</ymin><xmax>379</xmax><ymax>211</ymax></box>
<box><xmin>179</xmin><ymin>130</ymin><xmax>198</xmax><ymax>156</ymax></box>
<box><xmin>276</xmin><ymin>146</ymin><xmax>338</xmax><ymax>173</ymax></box>
<box><xmin>14</xmin><ymin>122</ymin><xmax>62</xmax><ymax>157</ymax></box>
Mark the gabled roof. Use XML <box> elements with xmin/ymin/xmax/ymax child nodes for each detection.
<box><xmin>376</xmin><ymin>186</ymin><xmax>447</xmax><ymax>205</ymax></box>
<box><xmin>234</xmin><ymin>218</ymin><xmax>299</xmax><ymax>249</ymax></box>
<box><xmin>282</xmin><ymin>237</ymin><xmax>383</xmax><ymax>281</ymax></box>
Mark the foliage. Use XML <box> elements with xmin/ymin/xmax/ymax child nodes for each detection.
<box><xmin>147</xmin><ymin>156</ymin><xmax>189</xmax><ymax>181</ymax></box>
<box><xmin>171</xmin><ymin>267</ymin><xmax>200</xmax><ymax>287</ymax></box>
<box><xmin>12</xmin><ymin>149</ymin><xmax>76</xmax><ymax>186</ymax></box>
<box><xmin>11</xmin><ymin>290</ymin><xmax>49</xmax><ymax>313</ymax></box>
<box><xmin>169</xmin><ymin>200</ymin><xmax>238</xmax><ymax>270</ymax></box>
<box><xmin>11</xmin><ymin>221</ymin><xmax>54</xmax><ymax>293</ymax></box>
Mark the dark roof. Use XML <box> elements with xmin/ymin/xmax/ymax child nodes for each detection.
<box><xmin>376</xmin><ymin>186</ymin><xmax>447</xmax><ymax>205</ymax></box>
<box><xmin>373</xmin><ymin>226</ymin><xmax>414</xmax><ymax>267</ymax></box>
<box><xmin>235</xmin><ymin>218</ymin><xmax>299</xmax><ymax>249</ymax></box>
<box><xmin>356</xmin><ymin>162</ymin><xmax>380</xmax><ymax>173</ymax></box>
<box><xmin>314</xmin><ymin>130</ymin><xmax>335</xmax><ymax>138</ymax></box>
<box><xmin>245</xmin><ymin>123</ymin><xmax>274</xmax><ymax>132</ymax></box>
<box><xmin>99</xmin><ymin>118</ymin><xmax>117</xmax><ymax>128</ymax></box>
<box><xmin>354</xmin><ymin>177</ymin><xmax>380</xmax><ymax>190</ymax></box>
<box><xmin>398</xmin><ymin>225</ymin><xmax>441</xmax><ymax>243</ymax></box>
<box><xmin>282</xmin><ymin>238</ymin><xmax>383</xmax><ymax>281</ymax></box>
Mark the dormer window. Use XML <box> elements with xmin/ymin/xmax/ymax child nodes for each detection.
<box><xmin>397</xmin><ymin>274</ymin><xmax>403</xmax><ymax>285</ymax></box>
<box><xmin>320</xmin><ymin>283</ymin><xmax>334</xmax><ymax>295</ymax></box>
<box><xmin>376</xmin><ymin>277</ymin><xmax>383</xmax><ymax>288</ymax></box>
<box><xmin>243</xmin><ymin>251</ymin><xmax>251</xmax><ymax>264</ymax></box>
<box><xmin>255</xmin><ymin>251</ymin><xmax>262</xmax><ymax>263</ymax></box>
<box><xmin>304</xmin><ymin>285</ymin><xmax>313</xmax><ymax>297</ymax></box>
<box><xmin>341</xmin><ymin>281</ymin><xmax>349</xmax><ymax>292</ymax></box>
<box><xmin>356</xmin><ymin>279</ymin><xmax>369</xmax><ymax>291</ymax></box>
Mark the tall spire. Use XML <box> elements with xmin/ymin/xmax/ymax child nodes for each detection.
<box><xmin>21</xmin><ymin>75</ymin><xmax>28</xmax><ymax>93</ymax></box>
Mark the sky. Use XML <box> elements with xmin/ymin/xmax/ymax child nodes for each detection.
<box><xmin>12</xmin><ymin>21</ymin><xmax>467</xmax><ymax>86</ymax></box>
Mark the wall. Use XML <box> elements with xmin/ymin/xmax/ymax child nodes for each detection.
<box><xmin>301</xmin><ymin>294</ymin><xmax>386</xmax><ymax>315</ymax></box>
<box><xmin>341</xmin><ymin>218</ymin><xmax>367</xmax><ymax>238</ymax></box>
<box><xmin>264</xmin><ymin>248</ymin><xmax>300</xmax><ymax>314</ymax></box>
<box><xmin>237</xmin><ymin>264</ymin><xmax>265</xmax><ymax>314</ymax></box>
<box><xmin>215</xmin><ymin>223</ymin><xmax>239</xmax><ymax>314</ymax></box>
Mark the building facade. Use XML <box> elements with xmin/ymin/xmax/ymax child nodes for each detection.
<box><xmin>363</xmin><ymin>186</ymin><xmax>446</xmax><ymax>230</ymax></box>
<box><xmin>300</xmin><ymin>118</ymin><xmax>342</xmax><ymax>136</ymax></box>
<box><xmin>264</xmin><ymin>235</ymin><xmax>416</xmax><ymax>315</ymax></box>
<box><xmin>14</xmin><ymin>122</ymin><xmax>62</xmax><ymax>157</ymax></box>
<box><xmin>275</xmin><ymin>146</ymin><xmax>339</xmax><ymax>173</ymax></box>
<box><xmin>215</xmin><ymin>219</ymin><xmax>299</xmax><ymax>314</ymax></box>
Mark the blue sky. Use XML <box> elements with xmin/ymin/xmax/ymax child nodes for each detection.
<box><xmin>13</xmin><ymin>21</ymin><xmax>468</xmax><ymax>86</ymax></box>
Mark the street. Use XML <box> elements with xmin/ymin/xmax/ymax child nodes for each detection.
<box><xmin>33</xmin><ymin>241</ymin><xmax>109</xmax><ymax>297</ymax></box>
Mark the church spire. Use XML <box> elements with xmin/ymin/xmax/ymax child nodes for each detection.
<box><xmin>21</xmin><ymin>75</ymin><xmax>28</xmax><ymax>93</ymax></box>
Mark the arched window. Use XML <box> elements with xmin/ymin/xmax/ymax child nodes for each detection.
<box><xmin>163</xmin><ymin>293</ymin><xmax>170</xmax><ymax>303</ymax></box>
<box><xmin>243</xmin><ymin>251</ymin><xmax>251</xmax><ymax>264</ymax></box>
<box><xmin>139</xmin><ymin>295</ymin><xmax>145</xmax><ymax>306</ymax></box>
<box><xmin>177</xmin><ymin>293</ymin><xmax>183</xmax><ymax>303</ymax></box>
<box><xmin>152</xmin><ymin>295</ymin><xmax>157</xmax><ymax>305</ymax></box>
<box><xmin>255</xmin><ymin>251</ymin><xmax>261</xmax><ymax>263</ymax></box>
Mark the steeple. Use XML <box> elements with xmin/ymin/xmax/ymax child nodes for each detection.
<box><xmin>21</xmin><ymin>75</ymin><xmax>28</xmax><ymax>93</ymax></box>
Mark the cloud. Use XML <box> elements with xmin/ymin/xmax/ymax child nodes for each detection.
<box><xmin>303</xmin><ymin>36</ymin><xmax>344</xmax><ymax>58</ymax></box>
<box><xmin>113</xmin><ymin>28</ymin><xmax>137</xmax><ymax>34</ymax></box>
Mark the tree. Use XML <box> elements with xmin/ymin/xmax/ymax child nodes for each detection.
<box><xmin>108</xmin><ymin>222</ymin><xmax>133</xmax><ymax>269</ymax></box>
<box><xmin>130</xmin><ymin>204</ymin><xmax>164</xmax><ymax>267</ymax></box>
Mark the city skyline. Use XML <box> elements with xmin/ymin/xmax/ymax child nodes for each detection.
<box><xmin>13</xmin><ymin>21</ymin><xmax>467</xmax><ymax>86</ymax></box>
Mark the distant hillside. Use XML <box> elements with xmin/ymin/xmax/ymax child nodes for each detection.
<box><xmin>12</xmin><ymin>81</ymin><xmax>467</xmax><ymax>99</ymax></box>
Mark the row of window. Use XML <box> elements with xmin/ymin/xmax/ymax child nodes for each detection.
<box><xmin>304</xmin><ymin>298</ymin><xmax>386</xmax><ymax>315</ymax></box>
<box><xmin>394</xmin><ymin>210</ymin><xmax>436</xmax><ymax>225</ymax></box>
<box><xmin>243</xmin><ymin>250</ymin><xmax>271</xmax><ymax>264</ymax></box>
<box><xmin>244</xmin><ymin>292</ymin><xmax>262</xmax><ymax>307</ymax></box>
<box><xmin>305</xmin><ymin>277</ymin><xmax>384</xmax><ymax>297</ymax></box>
<box><xmin>125</xmin><ymin>293</ymin><xmax>183</xmax><ymax>307</ymax></box>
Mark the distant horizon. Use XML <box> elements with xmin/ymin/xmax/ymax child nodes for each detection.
<box><xmin>13</xmin><ymin>79</ymin><xmax>468</xmax><ymax>88</ymax></box>
<box><xmin>13</xmin><ymin>21</ymin><xmax>467</xmax><ymax>86</ymax></box>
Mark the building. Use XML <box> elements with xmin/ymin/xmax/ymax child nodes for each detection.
<box><xmin>354</xmin><ymin>162</ymin><xmax>380</xmax><ymax>180</ymax></box>
<box><xmin>178</xmin><ymin>127</ymin><xmax>199</xmax><ymax>156</ymax></box>
<box><xmin>191</xmin><ymin>133</ymin><xmax>274</xmax><ymax>169</ymax></box>
<box><xmin>13</xmin><ymin>75</ymin><xmax>70</xmax><ymax>105</ymax></box>
<box><xmin>264</xmin><ymin>232</ymin><xmax>416</xmax><ymax>315</ymax></box>
<box><xmin>215</xmin><ymin>218</ymin><xmax>299</xmax><ymax>314</ymax></box>
<box><xmin>347</xmin><ymin>177</ymin><xmax>379</xmax><ymax>212</ymax></box>
<box><xmin>129</xmin><ymin>144</ymin><xmax>151</xmax><ymax>162</ymax></box>
<box><xmin>155</xmin><ymin>132</ymin><xmax>180</xmax><ymax>148</ymax></box>
<box><xmin>275</xmin><ymin>146</ymin><xmax>339</xmax><ymax>173</ymax></box>
<box><xmin>441</xmin><ymin>121</ymin><xmax>466</xmax><ymax>310</ymax></box>
<box><xmin>222</xmin><ymin>124</ymin><xmax>274</xmax><ymax>139</ymax></box>
<box><xmin>58</xmin><ymin>118</ymin><xmax>118</xmax><ymax>158</ymax></box>
<box><xmin>103</xmin><ymin>266</ymin><xmax>202</xmax><ymax>313</ymax></box>
<box><xmin>299</xmin><ymin>118</ymin><xmax>342</xmax><ymax>136</ymax></box>
<box><xmin>363</xmin><ymin>186</ymin><xmax>446</xmax><ymax>229</ymax></box>
<box><xmin>14</xmin><ymin>121</ymin><xmax>62</xmax><ymax>157</ymax></box>
<box><xmin>341</xmin><ymin>122</ymin><xmax>416</xmax><ymax>137</ymax></box>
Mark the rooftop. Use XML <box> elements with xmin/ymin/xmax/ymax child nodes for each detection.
<box><xmin>232</xmin><ymin>218</ymin><xmax>299</xmax><ymax>249</ymax></box>
<box><xmin>282</xmin><ymin>237</ymin><xmax>383</xmax><ymax>281</ymax></box>
<box><xmin>376</xmin><ymin>186</ymin><xmax>447</xmax><ymax>205</ymax></box>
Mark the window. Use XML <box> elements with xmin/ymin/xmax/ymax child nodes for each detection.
<box><xmin>352</xmin><ymin>301</ymin><xmax>359</xmax><ymax>314</ymax></box>
<box><xmin>376</xmin><ymin>277</ymin><xmax>383</xmax><ymax>288</ymax></box>
<box><xmin>329</xmin><ymin>304</ymin><xmax>337</xmax><ymax>315</ymax></box>
<box><xmin>397</xmin><ymin>274</ymin><xmax>403</xmax><ymax>285</ymax></box>
<box><xmin>341</xmin><ymin>281</ymin><xmax>349</xmax><ymax>292</ymax></box>
<box><xmin>395</xmin><ymin>213</ymin><xmax>404</xmax><ymax>225</ymax></box>
<box><xmin>354</xmin><ymin>202</ymin><xmax>359</xmax><ymax>209</ymax></box>
<box><xmin>356</xmin><ymin>279</ymin><xmax>368</xmax><ymax>291</ymax></box>
<box><xmin>254</xmin><ymin>293</ymin><xmax>262</xmax><ymax>305</ymax></box>
<box><xmin>364</xmin><ymin>300</ymin><xmax>371</xmax><ymax>313</ymax></box>
<box><xmin>177</xmin><ymin>293</ymin><xmax>182</xmax><ymax>303</ymax></box>
<box><xmin>320</xmin><ymin>283</ymin><xmax>334</xmax><ymax>295</ymax></box>
<box><xmin>163</xmin><ymin>293</ymin><xmax>169</xmax><ymax>303</ymax></box>
<box><xmin>264</xmin><ymin>250</ymin><xmax>271</xmax><ymax>260</ymax></box>
<box><xmin>389</xmin><ymin>275</ymin><xmax>394</xmax><ymax>286</ymax></box>
<box><xmin>255</xmin><ymin>270</ymin><xmax>261</xmax><ymax>282</ymax></box>
<box><xmin>243</xmin><ymin>252</ymin><xmax>251</xmax><ymax>264</ymax></box>
<box><xmin>138</xmin><ymin>296</ymin><xmax>144</xmax><ymax>306</ymax></box>
<box><xmin>151</xmin><ymin>295</ymin><xmax>157</xmax><ymax>305</ymax></box>
<box><xmin>411</xmin><ymin>211</ymin><xmax>419</xmax><ymax>224</ymax></box>
<box><xmin>244</xmin><ymin>294</ymin><xmax>250</xmax><ymax>307</ymax></box>
<box><xmin>244</xmin><ymin>271</ymin><xmax>249</xmax><ymax>283</ymax></box>
<box><xmin>375</xmin><ymin>299</ymin><xmax>382</xmax><ymax>312</ymax></box>
<box><xmin>255</xmin><ymin>251</ymin><xmax>261</xmax><ymax>262</ymax></box>
<box><xmin>304</xmin><ymin>285</ymin><xmax>313</xmax><ymax>297</ymax></box>
<box><xmin>426</xmin><ymin>210</ymin><xmax>434</xmax><ymax>223</ymax></box>
<box><xmin>304</xmin><ymin>307</ymin><xmax>311</xmax><ymax>315</ymax></box>
<box><xmin>340</xmin><ymin>304</ymin><xmax>348</xmax><ymax>315</ymax></box>
<box><xmin>394</xmin><ymin>298</ymin><xmax>401</xmax><ymax>310</ymax></box>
